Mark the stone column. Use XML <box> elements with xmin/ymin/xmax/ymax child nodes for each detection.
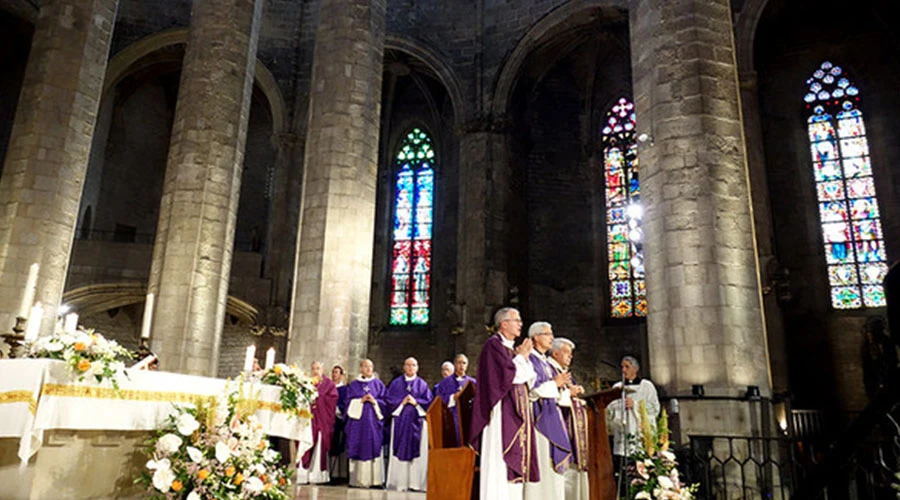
<box><xmin>148</xmin><ymin>0</ymin><xmax>263</xmax><ymax>376</ymax></box>
<box><xmin>629</xmin><ymin>0</ymin><xmax>771</xmax><ymax>434</ymax></box>
<box><xmin>0</xmin><ymin>0</ymin><xmax>118</xmax><ymax>336</ymax></box>
<box><xmin>263</xmin><ymin>132</ymin><xmax>302</xmax><ymax>310</ymax></box>
<box><xmin>286</xmin><ymin>0</ymin><xmax>386</xmax><ymax>372</ymax></box>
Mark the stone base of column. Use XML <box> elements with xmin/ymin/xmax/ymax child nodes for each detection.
<box><xmin>669</xmin><ymin>398</ymin><xmax>785</xmax><ymax>500</ymax></box>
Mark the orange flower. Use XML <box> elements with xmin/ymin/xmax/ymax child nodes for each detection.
<box><xmin>171</xmin><ymin>480</ymin><xmax>183</xmax><ymax>492</ymax></box>
<box><xmin>73</xmin><ymin>342</ymin><xmax>87</xmax><ymax>352</ymax></box>
<box><xmin>260</xmin><ymin>474</ymin><xmax>268</xmax><ymax>483</ymax></box>
<box><xmin>198</xmin><ymin>469</ymin><xmax>210</xmax><ymax>480</ymax></box>
<box><xmin>77</xmin><ymin>359</ymin><xmax>91</xmax><ymax>372</ymax></box>
<box><xmin>273</xmin><ymin>365</ymin><xmax>282</xmax><ymax>375</ymax></box>
<box><xmin>234</xmin><ymin>473</ymin><xmax>244</xmax><ymax>485</ymax></box>
<box><xmin>264</xmin><ymin>483</ymin><xmax>272</xmax><ymax>491</ymax></box>
<box><xmin>225</xmin><ymin>466</ymin><xmax>236</xmax><ymax>477</ymax></box>
<box><xmin>278</xmin><ymin>477</ymin><xmax>286</xmax><ymax>486</ymax></box>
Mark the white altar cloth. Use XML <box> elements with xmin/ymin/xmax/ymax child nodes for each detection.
<box><xmin>0</xmin><ymin>359</ymin><xmax>313</xmax><ymax>463</ymax></box>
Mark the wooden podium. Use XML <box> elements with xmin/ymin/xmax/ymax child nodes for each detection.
<box><xmin>426</xmin><ymin>381</ymin><xmax>476</xmax><ymax>500</ymax></box>
<box><xmin>581</xmin><ymin>387</ymin><xmax>623</xmax><ymax>500</ymax></box>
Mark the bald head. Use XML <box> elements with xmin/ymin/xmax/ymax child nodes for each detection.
<box><xmin>404</xmin><ymin>357</ymin><xmax>419</xmax><ymax>378</ymax></box>
<box><xmin>311</xmin><ymin>361</ymin><xmax>324</xmax><ymax>377</ymax></box>
<box><xmin>360</xmin><ymin>359</ymin><xmax>374</xmax><ymax>377</ymax></box>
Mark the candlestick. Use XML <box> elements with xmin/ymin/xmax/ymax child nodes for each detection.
<box><xmin>18</xmin><ymin>263</ymin><xmax>39</xmax><ymax>319</ymax></box>
<box><xmin>264</xmin><ymin>347</ymin><xmax>275</xmax><ymax>370</ymax></box>
<box><xmin>24</xmin><ymin>302</ymin><xmax>43</xmax><ymax>341</ymax></box>
<box><xmin>63</xmin><ymin>313</ymin><xmax>78</xmax><ymax>334</ymax></box>
<box><xmin>243</xmin><ymin>345</ymin><xmax>256</xmax><ymax>372</ymax></box>
<box><xmin>140</xmin><ymin>293</ymin><xmax>154</xmax><ymax>339</ymax></box>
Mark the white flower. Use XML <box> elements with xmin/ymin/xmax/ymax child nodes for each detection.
<box><xmin>660</xmin><ymin>450</ymin><xmax>676</xmax><ymax>461</ymax></box>
<box><xmin>263</xmin><ymin>448</ymin><xmax>279</xmax><ymax>463</ymax></box>
<box><xmin>186</xmin><ymin>492</ymin><xmax>201</xmax><ymax>500</ymax></box>
<box><xmin>146</xmin><ymin>458</ymin><xmax>170</xmax><ymax>470</ymax></box>
<box><xmin>151</xmin><ymin>463</ymin><xmax>176</xmax><ymax>492</ymax></box>
<box><xmin>635</xmin><ymin>492</ymin><xmax>652</xmax><ymax>500</ymax></box>
<box><xmin>45</xmin><ymin>341</ymin><xmax>64</xmax><ymax>352</ymax></box>
<box><xmin>244</xmin><ymin>476</ymin><xmax>265</xmax><ymax>494</ymax></box>
<box><xmin>215</xmin><ymin>440</ymin><xmax>231</xmax><ymax>463</ymax></box>
<box><xmin>186</xmin><ymin>446</ymin><xmax>204</xmax><ymax>463</ymax></box>
<box><xmin>657</xmin><ymin>475</ymin><xmax>675</xmax><ymax>490</ymax></box>
<box><xmin>177</xmin><ymin>414</ymin><xmax>200</xmax><ymax>436</ymax></box>
<box><xmin>156</xmin><ymin>433</ymin><xmax>183</xmax><ymax>454</ymax></box>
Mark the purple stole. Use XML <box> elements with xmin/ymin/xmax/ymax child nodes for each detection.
<box><xmin>434</xmin><ymin>374</ymin><xmax>476</xmax><ymax>446</ymax></box>
<box><xmin>529</xmin><ymin>352</ymin><xmax>573</xmax><ymax>473</ymax></box>
<box><xmin>386</xmin><ymin>376</ymin><xmax>433</xmax><ymax>461</ymax></box>
<box><xmin>549</xmin><ymin>362</ymin><xmax>589</xmax><ymax>470</ymax></box>
<box><xmin>469</xmin><ymin>334</ymin><xmax>540</xmax><ymax>483</ymax></box>
<box><xmin>345</xmin><ymin>377</ymin><xmax>386</xmax><ymax>461</ymax></box>
<box><xmin>302</xmin><ymin>376</ymin><xmax>339</xmax><ymax>470</ymax></box>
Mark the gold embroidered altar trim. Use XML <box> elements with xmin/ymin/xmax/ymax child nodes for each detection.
<box><xmin>0</xmin><ymin>390</ymin><xmax>38</xmax><ymax>415</ymax></box>
<box><xmin>38</xmin><ymin>384</ymin><xmax>308</xmax><ymax>417</ymax></box>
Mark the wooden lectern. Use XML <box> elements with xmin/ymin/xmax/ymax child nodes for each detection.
<box><xmin>581</xmin><ymin>387</ymin><xmax>623</xmax><ymax>500</ymax></box>
<box><xmin>426</xmin><ymin>381</ymin><xmax>476</xmax><ymax>500</ymax></box>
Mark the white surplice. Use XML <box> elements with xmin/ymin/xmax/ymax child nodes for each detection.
<box><xmin>607</xmin><ymin>378</ymin><xmax>660</xmax><ymax>456</ymax></box>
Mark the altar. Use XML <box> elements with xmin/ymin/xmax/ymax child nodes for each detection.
<box><xmin>0</xmin><ymin>359</ymin><xmax>313</xmax><ymax>500</ymax></box>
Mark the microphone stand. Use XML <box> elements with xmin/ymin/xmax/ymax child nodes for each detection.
<box><xmin>616</xmin><ymin>370</ymin><xmax>628</xmax><ymax>497</ymax></box>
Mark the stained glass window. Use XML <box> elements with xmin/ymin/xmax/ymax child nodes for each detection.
<box><xmin>602</xmin><ymin>97</ymin><xmax>646</xmax><ymax>318</ymax></box>
<box><xmin>805</xmin><ymin>61</ymin><xmax>887</xmax><ymax>309</ymax></box>
<box><xmin>389</xmin><ymin>128</ymin><xmax>435</xmax><ymax>325</ymax></box>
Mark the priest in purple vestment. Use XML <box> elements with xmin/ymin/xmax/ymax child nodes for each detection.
<box><xmin>433</xmin><ymin>353</ymin><xmax>476</xmax><ymax>446</ymax></box>
<box><xmin>524</xmin><ymin>321</ymin><xmax>572</xmax><ymax>500</ymax></box>
<box><xmin>345</xmin><ymin>359</ymin><xmax>387</xmax><ymax>488</ymax></box>
<box><xmin>549</xmin><ymin>338</ymin><xmax>589</xmax><ymax>500</ymax></box>
<box><xmin>385</xmin><ymin>357</ymin><xmax>432</xmax><ymax>491</ymax></box>
<box><xmin>298</xmin><ymin>361</ymin><xmax>339</xmax><ymax>484</ymax></box>
<box><xmin>470</xmin><ymin>307</ymin><xmax>540</xmax><ymax>500</ymax></box>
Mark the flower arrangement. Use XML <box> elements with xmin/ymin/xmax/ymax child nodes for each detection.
<box><xmin>138</xmin><ymin>383</ymin><xmax>293</xmax><ymax>499</ymax></box>
<box><xmin>257</xmin><ymin>363</ymin><xmax>317</xmax><ymax>418</ymax></box>
<box><xmin>628</xmin><ymin>401</ymin><xmax>699</xmax><ymax>500</ymax></box>
<box><xmin>22</xmin><ymin>328</ymin><xmax>134</xmax><ymax>390</ymax></box>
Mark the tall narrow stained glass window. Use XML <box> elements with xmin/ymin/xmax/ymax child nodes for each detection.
<box><xmin>602</xmin><ymin>97</ymin><xmax>646</xmax><ymax>318</ymax></box>
<box><xmin>805</xmin><ymin>61</ymin><xmax>887</xmax><ymax>309</ymax></box>
<box><xmin>389</xmin><ymin>128</ymin><xmax>435</xmax><ymax>325</ymax></box>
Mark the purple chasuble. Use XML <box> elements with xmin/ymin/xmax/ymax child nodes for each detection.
<box><xmin>302</xmin><ymin>376</ymin><xmax>339</xmax><ymax>470</ymax></box>
<box><xmin>345</xmin><ymin>377</ymin><xmax>386</xmax><ymax>461</ymax></box>
<box><xmin>434</xmin><ymin>374</ymin><xmax>476</xmax><ymax>446</ymax></box>
<box><xmin>549</xmin><ymin>363</ymin><xmax>589</xmax><ymax>470</ymax></box>
<box><xmin>469</xmin><ymin>334</ymin><xmax>540</xmax><ymax>483</ymax></box>
<box><xmin>529</xmin><ymin>352</ymin><xmax>573</xmax><ymax>473</ymax></box>
<box><xmin>386</xmin><ymin>376</ymin><xmax>432</xmax><ymax>461</ymax></box>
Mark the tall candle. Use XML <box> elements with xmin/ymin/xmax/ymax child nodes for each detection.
<box><xmin>24</xmin><ymin>302</ymin><xmax>43</xmax><ymax>341</ymax></box>
<box><xmin>63</xmin><ymin>313</ymin><xmax>79</xmax><ymax>334</ymax></box>
<box><xmin>243</xmin><ymin>345</ymin><xmax>256</xmax><ymax>372</ymax></box>
<box><xmin>264</xmin><ymin>347</ymin><xmax>275</xmax><ymax>370</ymax></box>
<box><xmin>18</xmin><ymin>263</ymin><xmax>39</xmax><ymax>319</ymax></box>
<box><xmin>140</xmin><ymin>293</ymin><xmax>154</xmax><ymax>339</ymax></box>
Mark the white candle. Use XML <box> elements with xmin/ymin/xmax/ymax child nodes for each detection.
<box><xmin>264</xmin><ymin>347</ymin><xmax>275</xmax><ymax>370</ymax></box>
<box><xmin>243</xmin><ymin>345</ymin><xmax>256</xmax><ymax>372</ymax></box>
<box><xmin>18</xmin><ymin>263</ymin><xmax>39</xmax><ymax>319</ymax></box>
<box><xmin>24</xmin><ymin>302</ymin><xmax>43</xmax><ymax>341</ymax></box>
<box><xmin>140</xmin><ymin>293</ymin><xmax>154</xmax><ymax>339</ymax></box>
<box><xmin>63</xmin><ymin>313</ymin><xmax>79</xmax><ymax>334</ymax></box>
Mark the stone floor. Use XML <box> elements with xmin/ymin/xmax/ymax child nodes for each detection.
<box><xmin>295</xmin><ymin>485</ymin><xmax>426</xmax><ymax>499</ymax></box>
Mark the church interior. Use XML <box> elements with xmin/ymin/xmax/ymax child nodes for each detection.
<box><xmin>0</xmin><ymin>0</ymin><xmax>898</xmax><ymax>498</ymax></box>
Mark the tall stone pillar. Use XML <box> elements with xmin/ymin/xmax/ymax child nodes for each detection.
<box><xmin>148</xmin><ymin>0</ymin><xmax>263</xmax><ymax>376</ymax></box>
<box><xmin>263</xmin><ymin>132</ymin><xmax>302</xmax><ymax>311</ymax></box>
<box><xmin>629</xmin><ymin>0</ymin><xmax>771</xmax><ymax>435</ymax></box>
<box><xmin>0</xmin><ymin>0</ymin><xmax>118</xmax><ymax>336</ymax></box>
<box><xmin>287</xmin><ymin>0</ymin><xmax>386</xmax><ymax>372</ymax></box>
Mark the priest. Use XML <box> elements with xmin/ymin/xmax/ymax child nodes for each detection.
<box><xmin>434</xmin><ymin>361</ymin><xmax>453</xmax><ymax>393</ymax></box>
<box><xmin>345</xmin><ymin>359</ymin><xmax>387</xmax><ymax>488</ymax></box>
<box><xmin>548</xmin><ymin>338</ymin><xmax>589</xmax><ymax>500</ymax></box>
<box><xmin>607</xmin><ymin>356</ymin><xmax>659</xmax><ymax>474</ymax></box>
<box><xmin>433</xmin><ymin>353</ymin><xmax>476</xmax><ymax>446</ymax></box>
<box><xmin>524</xmin><ymin>322</ymin><xmax>572</xmax><ymax>500</ymax></box>
<box><xmin>469</xmin><ymin>307</ymin><xmax>539</xmax><ymax>500</ymax></box>
<box><xmin>297</xmin><ymin>361</ymin><xmax>339</xmax><ymax>484</ymax></box>
<box><xmin>385</xmin><ymin>357</ymin><xmax>432</xmax><ymax>492</ymax></box>
<box><xmin>329</xmin><ymin>365</ymin><xmax>349</xmax><ymax>482</ymax></box>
